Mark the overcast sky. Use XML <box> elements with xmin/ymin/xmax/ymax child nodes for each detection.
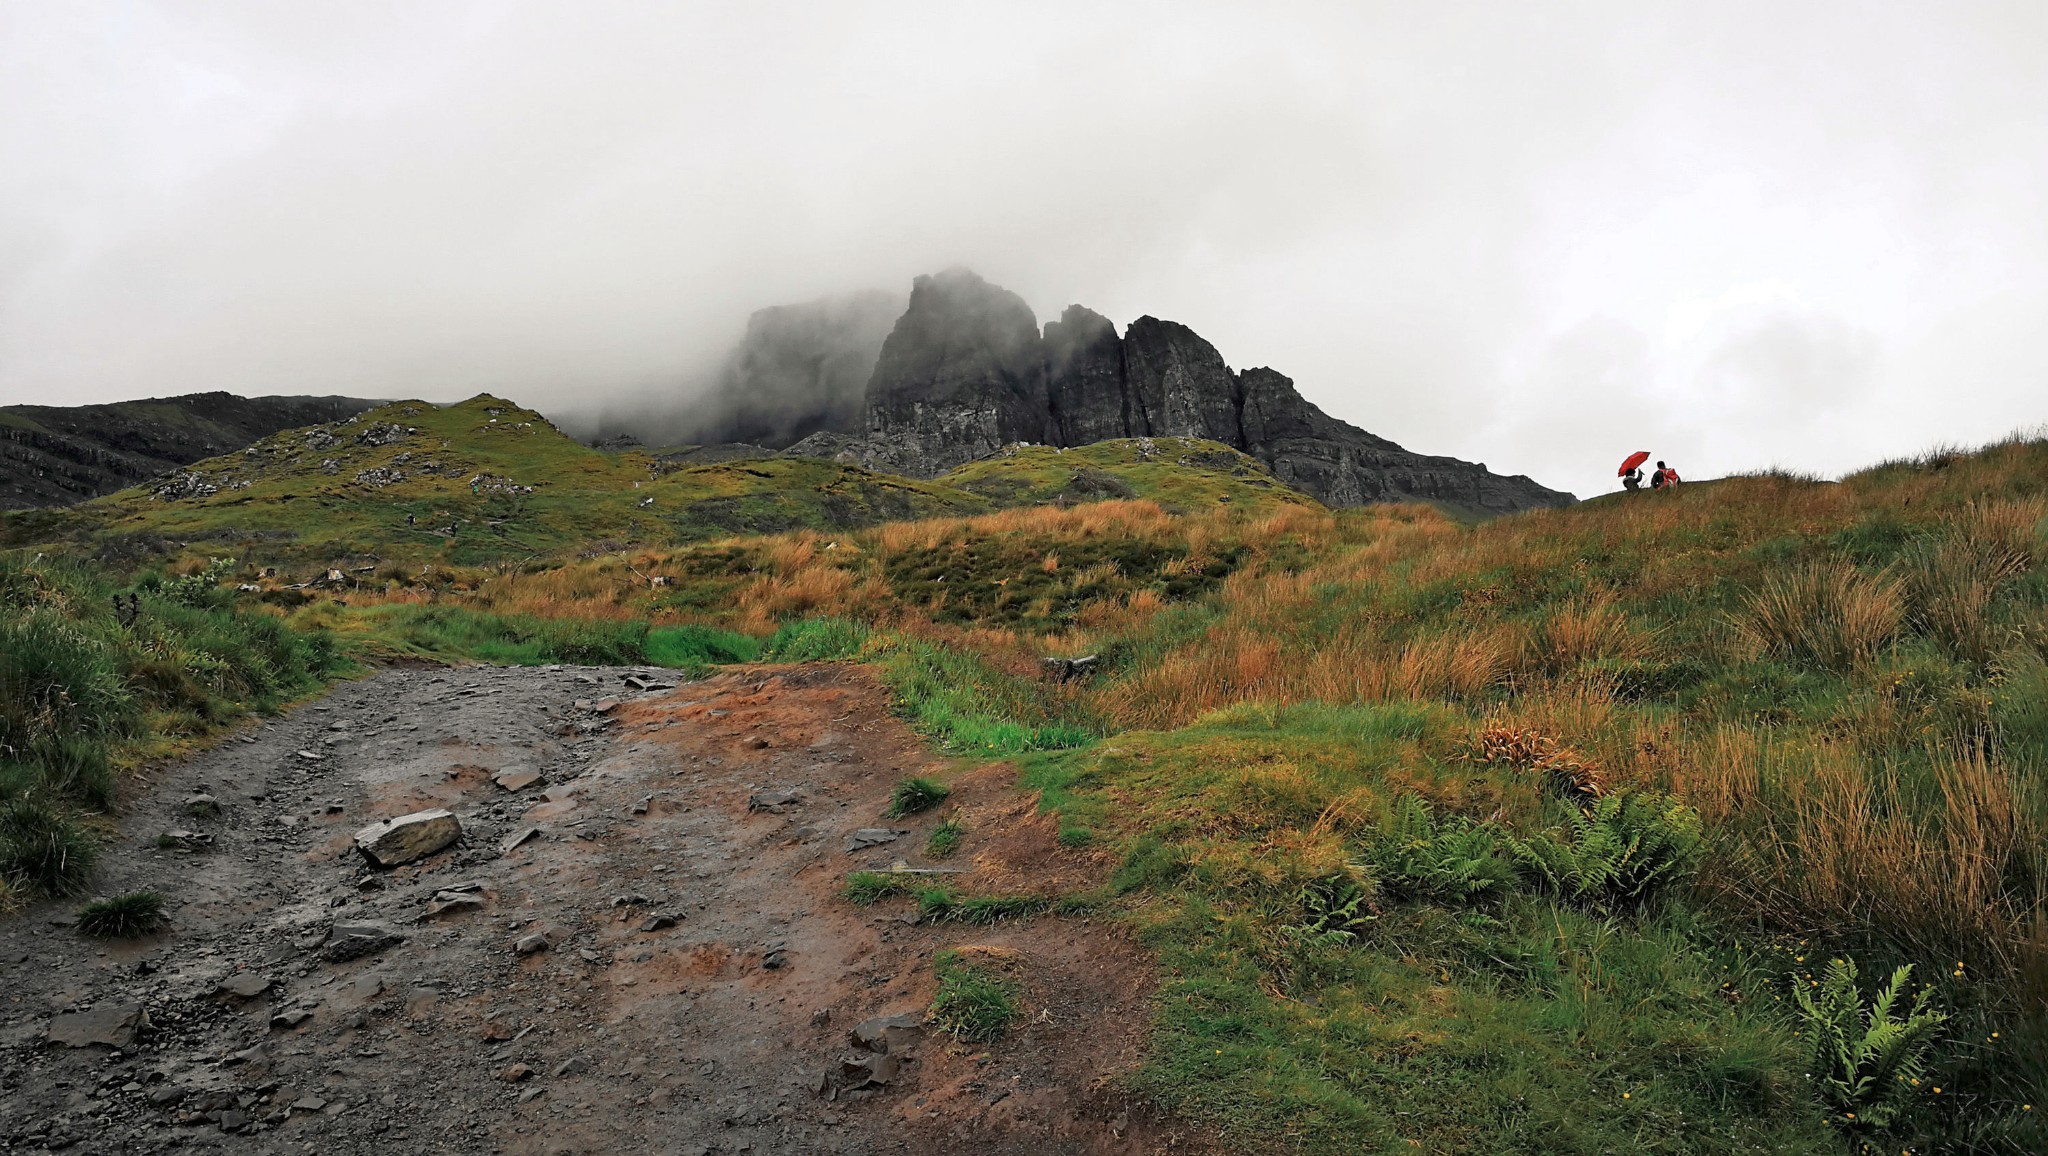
<box><xmin>3</xmin><ymin>2</ymin><xmax>2044</xmax><ymax>498</ymax></box>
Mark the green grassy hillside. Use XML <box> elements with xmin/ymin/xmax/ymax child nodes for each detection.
<box><xmin>2</xmin><ymin>396</ymin><xmax>1312</xmax><ymax>580</ymax></box>
<box><xmin>4</xmin><ymin>406</ymin><xmax>2044</xmax><ymax>1152</ymax></box>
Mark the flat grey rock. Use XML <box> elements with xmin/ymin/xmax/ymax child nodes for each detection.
<box><xmin>844</xmin><ymin>828</ymin><xmax>905</xmax><ymax>852</ymax></box>
<box><xmin>216</xmin><ymin>973</ymin><xmax>271</xmax><ymax>1000</ymax></box>
<box><xmin>353</xmin><ymin>809</ymin><xmax>461</xmax><ymax>866</ymax></box>
<box><xmin>47</xmin><ymin>1003</ymin><xmax>145</xmax><ymax>1048</ymax></box>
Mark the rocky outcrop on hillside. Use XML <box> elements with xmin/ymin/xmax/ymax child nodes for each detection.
<box><xmin>851</xmin><ymin>271</ymin><xmax>1573</xmax><ymax>513</ymax></box>
<box><xmin>1</xmin><ymin>393</ymin><xmax>380</xmax><ymax>509</ymax></box>
<box><xmin>860</xmin><ymin>270</ymin><xmax>1052</xmax><ymax>474</ymax></box>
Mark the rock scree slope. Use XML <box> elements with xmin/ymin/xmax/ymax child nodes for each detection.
<box><xmin>0</xmin><ymin>662</ymin><xmax>1190</xmax><ymax>1155</ymax></box>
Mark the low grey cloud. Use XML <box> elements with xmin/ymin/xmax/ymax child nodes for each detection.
<box><xmin>3</xmin><ymin>1</ymin><xmax>2044</xmax><ymax>499</ymax></box>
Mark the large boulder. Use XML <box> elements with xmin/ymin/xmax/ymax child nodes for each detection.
<box><xmin>353</xmin><ymin>809</ymin><xmax>461</xmax><ymax>867</ymax></box>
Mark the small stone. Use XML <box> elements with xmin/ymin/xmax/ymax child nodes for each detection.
<box><xmin>215</xmin><ymin>973</ymin><xmax>271</xmax><ymax>1000</ymax></box>
<box><xmin>218</xmin><ymin>1108</ymin><xmax>249</xmax><ymax>1131</ymax></box>
<box><xmin>352</xmin><ymin>809</ymin><xmax>461</xmax><ymax>867</ymax></box>
<box><xmin>184</xmin><ymin>794</ymin><xmax>221</xmax><ymax>817</ymax></box>
<box><xmin>500</xmin><ymin>826</ymin><xmax>542</xmax><ymax>853</ymax></box>
<box><xmin>514</xmin><ymin>933</ymin><xmax>550</xmax><ymax>956</ymax></box>
<box><xmin>498</xmin><ymin>1063</ymin><xmax>533</xmax><ymax>1083</ymax></box>
<box><xmin>425</xmin><ymin>892</ymin><xmax>485</xmax><ymax>920</ymax></box>
<box><xmin>492</xmin><ymin>768</ymin><xmax>544</xmax><ymax>792</ymax></box>
<box><xmin>848</xmin><ymin>1012</ymin><xmax>923</xmax><ymax>1053</ymax></box>
<box><xmin>637</xmin><ymin>915</ymin><xmax>675</xmax><ymax>932</ymax></box>
<box><xmin>518</xmin><ymin>1086</ymin><xmax>546</xmax><ymax>1103</ymax></box>
<box><xmin>270</xmin><ymin>1008</ymin><xmax>313</xmax><ymax>1030</ymax></box>
<box><xmin>811</xmin><ymin>1008</ymin><xmax>831</xmax><ymax>1027</ymax></box>
<box><xmin>295</xmin><ymin>749</ymin><xmax>324</xmax><ymax>761</ymax></box>
<box><xmin>291</xmin><ymin>1096</ymin><xmax>327</xmax><ymax>1113</ymax></box>
<box><xmin>46</xmin><ymin>1004</ymin><xmax>145</xmax><ymax>1048</ymax></box>
<box><xmin>480</xmin><ymin>1020</ymin><xmax>517</xmax><ymax>1042</ymax></box>
<box><xmin>594</xmin><ymin>698</ymin><xmax>619</xmax><ymax>713</ymax></box>
<box><xmin>149</xmin><ymin>1087</ymin><xmax>185</xmax><ymax>1105</ymax></box>
<box><xmin>844</xmin><ymin>828</ymin><xmax>905</xmax><ymax>852</ymax></box>
<box><xmin>630</xmin><ymin>796</ymin><xmax>651</xmax><ymax>816</ymax></box>
<box><xmin>323</xmin><ymin>921</ymin><xmax>404</xmax><ymax>962</ymax></box>
<box><xmin>747</xmin><ymin>789</ymin><xmax>802</xmax><ymax>813</ymax></box>
<box><xmin>553</xmin><ymin>1055</ymin><xmax>593</xmax><ymax>1077</ymax></box>
<box><xmin>352</xmin><ymin>974</ymin><xmax>384</xmax><ymax>999</ymax></box>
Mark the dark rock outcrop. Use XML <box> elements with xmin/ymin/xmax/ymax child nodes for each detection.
<box><xmin>1120</xmin><ymin>317</ymin><xmax>1242</xmax><ymax>445</ymax></box>
<box><xmin>1043</xmin><ymin>305</ymin><xmax>1127</xmax><ymax>446</ymax></box>
<box><xmin>1</xmin><ymin>393</ymin><xmax>380</xmax><ymax>509</ymax></box>
<box><xmin>654</xmin><ymin>269</ymin><xmax>1572</xmax><ymax>513</ymax></box>
<box><xmin>832</xmin><ymin>270</ymin><xmax>1573</xmax><ymax>513</ymax></box>
<box><xmin>861</xmin><ymin>270</ymin><xmax>1051</xmax><ymax>475</ymax></box>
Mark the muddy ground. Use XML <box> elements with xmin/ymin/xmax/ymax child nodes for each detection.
<box><xmin>0</xmin><ymin>663</ymin><xmax>1204</xmax><ymax>1155</ymax></box>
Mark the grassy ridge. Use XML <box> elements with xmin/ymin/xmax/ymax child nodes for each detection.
<box><xmin>3</xmin><ymin>396</ymin><xmax>1309</xmax><ymax>578</ymax></box>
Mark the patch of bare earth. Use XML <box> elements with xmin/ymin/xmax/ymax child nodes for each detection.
<box><xmin>0</xmin><ymin>662</ymin><xmax>1206</xmax><ymax>1155</ymax></box>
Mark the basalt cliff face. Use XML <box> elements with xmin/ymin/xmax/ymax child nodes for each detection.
<box><xmin>1</xmin><ymin>392</ymin><xmax>380</xmax><ymax>509</ymax></box>
<box><xmin>847</xmin><ymin>270</ymin><xmax>1573</xmax><ymax>513</ymax></box>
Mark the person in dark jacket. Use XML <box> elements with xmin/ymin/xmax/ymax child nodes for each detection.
<box><xmin>1650</xmin><ymin>461</ymin><xmax>1681</xmax><ymax>490</ymax></box>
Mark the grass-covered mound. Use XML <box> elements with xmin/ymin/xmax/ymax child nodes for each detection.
<box><xmin>938</xmin><ymin>437</ymin><xmax>1315</xmax><ymax>511</ymax></box>
<box><xmin>0</xmin><ymin>554</ymin><xmax>344</xmax><ymax>904</ymax></box>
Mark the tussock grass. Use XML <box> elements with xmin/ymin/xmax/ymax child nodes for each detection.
<box><xmin>885</xmin><ymin>777</ymin><xmax>949</xmax><ymax>817</ymax></box>
<box><xmin>930</xmin><ymin>948</ymin><xmax>1019</xmax><ymax>1043</ymax></box>
<box><xmin>924</xmin><ymin>818</ymin><xmax>964</xmax><ymax>858</ymax></box>
<box><xmin>77</xmin><ymin>891</ymin><xmax>167</xmax><ymax>938</ymax></box>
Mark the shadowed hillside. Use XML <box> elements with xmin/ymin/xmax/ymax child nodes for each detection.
<box><xmin>1</xmin><ymin>392</ymin><xmax>380</xmax><ymax>509</ymax></box>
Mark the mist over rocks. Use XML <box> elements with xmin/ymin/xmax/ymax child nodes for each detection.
<box><xmin>592</xmin><ymin>289</ymin><xmax>904</xmax><ymax>451</ymax></box>
<box><xmin>664</xmin><ymin>268</ymin><xmax>1574</xmax><ymax>513</ymax></box>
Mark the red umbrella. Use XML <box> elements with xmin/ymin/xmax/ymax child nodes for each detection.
<box><xmin>1617</xmin><ymin>451</ymin><xmax>1650</xmax><ymax>477</ymax></box>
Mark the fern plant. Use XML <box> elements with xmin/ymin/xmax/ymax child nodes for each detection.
<box><xmin>1793</xmin><ymin>958</ymin><xmax>1946</xmax><ymax>1129</ymax></box>
<box><xmin>1508</xmin><ymin>791</ymin><xmax>1703</xmax><ymax>909</ymax></box>
<box><xmin>1280</xmin><ymin>873</ymin><xmax>1377</xmax><ymax>947</ymax></box>
<box><xmin>1362</xmin><ymin>795</ymin><xmax>1518</xmax><ymax>904</ymax></box>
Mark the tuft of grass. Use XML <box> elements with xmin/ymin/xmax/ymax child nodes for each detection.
<box><xmin>77</xmin><ymin>890</ymin><xmax>167</xmax><ymax>938</ymax></box>
<box><xmin>842</xmin><ymin>870</ymin><xmax>923</xmax><ymax>905</ymax></box>
<box><xmin>1738</xmin><ymin>560</ymin><xmax>1903</xmax><ymax>672</ymax></box>
<box><xmin>924</xmin><ymin>893</ymin><xmax>1052</xmax><ymax>925</ymax></box>
<box><xmin>925</xmin><ymin>817</ymin><xmax>964</xmax><ymax>858</ymax></box>
<box><xmin>930</xmin><ymin>948</ymin><xmax>1020</xmax><ymax>1043</ymax></box>
<box><xmin>0</xmin><ymin>797</ymin><xmax>98</xmax><ymax>896</ymax></box>
<box><xmin>763</xmin><ymin>617</ymin><xmax>869</xmax><ymax>662</ymax></box>
<box><xmin>885</xmin><ymin>776</ymin><xmax>950</xmax><ymax>818</ymax></box>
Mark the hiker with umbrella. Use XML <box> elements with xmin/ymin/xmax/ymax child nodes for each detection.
<box><xmin>1618</xmin><ymin>451</ymin><xmax>1649</xmax><ymax>492</ymax></box>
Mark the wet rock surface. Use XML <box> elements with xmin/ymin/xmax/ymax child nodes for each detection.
<box><xmin>0</xmin><ymin>664</ymin><xmax>1178</xmax><ymax>1155</ymax></box>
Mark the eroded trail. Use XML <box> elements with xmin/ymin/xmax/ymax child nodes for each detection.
<box><xmin>0</xmin><ymin>664</ymin><xmax>1190</xmax><ymax>1155</ymax></box>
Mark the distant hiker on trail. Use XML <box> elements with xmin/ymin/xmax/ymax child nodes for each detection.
<box><xmin>1650</xmin><ymin>461</ymin><xmax>1681</xmax><ymax>490</ymax></box>
<box><xmin>1618</xmin><ymin>450</ymin><xmax>1649</xmax><ymax>492</ymax></box>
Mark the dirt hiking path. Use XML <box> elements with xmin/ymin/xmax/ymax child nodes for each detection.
<box><xmin>1</xmin><ymin>663</ymin><xmax>1200</xmax><ymax>1155</ymax></box>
